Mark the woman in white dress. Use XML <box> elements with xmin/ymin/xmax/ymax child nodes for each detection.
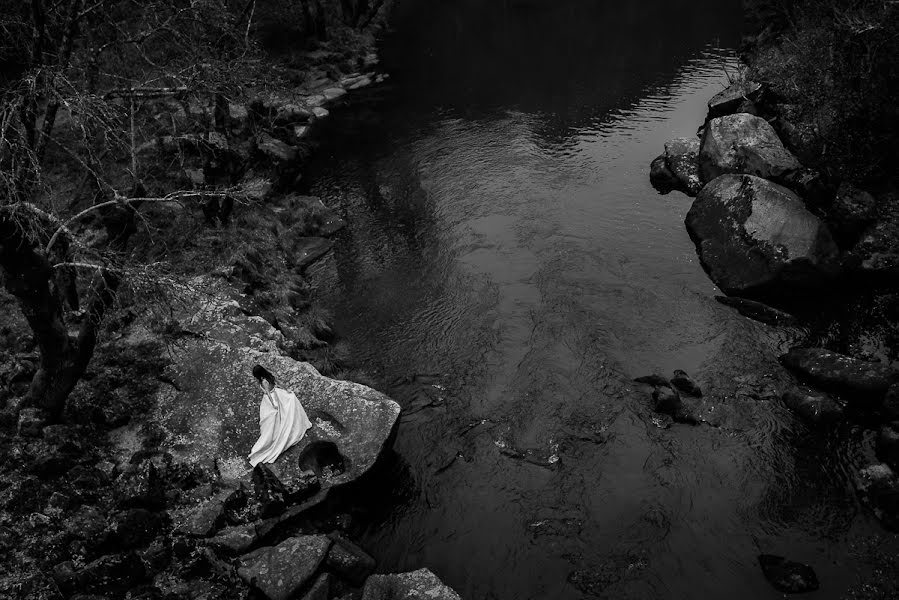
<box><xmin>248</xmin><ymin>365</ymin><xmax>313</xmax><ymax>467</ymax></box>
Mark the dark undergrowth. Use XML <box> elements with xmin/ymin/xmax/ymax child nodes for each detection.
<box><xmin>743</xmin><ymin>0</ymin><xmax>899</xmax><ymax>186</ymax></box>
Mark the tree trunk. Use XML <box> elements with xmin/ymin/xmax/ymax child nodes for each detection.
<box><xmin>0</xmin><ymin>213</ymin><xmax>118</xmax><ymax>421</ymax></box>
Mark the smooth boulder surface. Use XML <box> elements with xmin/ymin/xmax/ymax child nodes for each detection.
<box><xmin>146</xmin><ymin>277</ymin><xmax>401</xmax><ymax>495</ymax></box>
<box><xmin>779</xmin><ymin>347</ymin><xmax>898</xmax><ymax>403</ymax></box>
<box><xmin>707</xmin><ymin>80</ymin><xmax>762</xmax><ymax>120</ymax></box>
<box><xmin>699</xmin><ymin>113</ymin><xmax>801</xmax><ymax>184</ymax></box>
<box><xmin>685</xmin><ymin>175</ymin><xmax>839</xmax><ymax>298</ymax></box>
<box><xmin>782</xmin><ymin>390</ymin><xmax>844</xmax><ymax>425</ymax></box>
<box><xmin>361</xmin><ymin>568</ymin><xmax>462</xmax><ymax>600</ymax></box>
<box><xmin>237</xmin><ymin>535</ymin><xmax>331</xmax><ymax>600</ymax></box>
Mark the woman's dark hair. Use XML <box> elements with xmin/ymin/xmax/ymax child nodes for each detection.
<box><xmin>252</xmin><ymin>365</ymin><xmax>276</xmax><ymax>386</ymax></box>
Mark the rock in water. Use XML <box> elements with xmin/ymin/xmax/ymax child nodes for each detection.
<box><xmin>634</xmin><ymin>374</ymin><xmax>671</xmax><ymax>388</ymax></box>
<box><xmin>715</xmin><ymin>296</ymin><xmax>798</xmax><ymax>326</ymax></box>
<box><xmin>699</xmin><ymin>113</ymin><xmax>801</xmax><ymax>184</ymax></box>
<box><xmin>361</xmin><ymin>568</ymin><xmax>461</xmax><ymax>600</ymax></box>
<box><xmin>670</xmin><ymin>370</ymin><xmax>702</xmax><ymax>397</ymax></box>
<box><xmin>237</xmin><ymin>535</ymin><xmax>331</xmax><ymax>600</ymax></box>
<box><xmin>148</xmin><ymin>277</ymin><xmax>400</xmax><ymax>500</ymax></box>
<box><xmin>707</xmin><ymin>80</ymin><xmax>762</xmax><ymax>120</ymax></box>
<box><xmin>685</xmin><ymin>174</ymin><xmax>840</xmax><ymax>299</ymax></box>
<box><xmin>877</xmin><ymin>425</ymin><xmax>899</xmax><ymax>472</ymax></box>
<box><xmin>652</xmin><ymin>386</ymin><xmax>682</xmax><ymax>416</ymax></box>
<box><xmin>650</xmin><ymin>154</ymin><xmax>679</xmax><ymax>194</ymax></box>
<box><xmin>779</xmin><ymin>347</ymin><xmax>898</xmax><ymax>404</ymax></box>
<box><xmin>782</xmin><ymin>390</ymin><xmax>844</xmax><ymax>425</ymax></box>
<box><xmin>650</xmin><ymin>139</ymin><xmax>703</xmax><ymax>197</ymax></box>
<box><xmin>758</xmin><ymin>554</ymin><xmax>819</xmax><ymax>594</ymax></box>
<box><xmin>664</xmin><ymin>137</ymin><xmax>703</xmax><ymax>196</ymax></box>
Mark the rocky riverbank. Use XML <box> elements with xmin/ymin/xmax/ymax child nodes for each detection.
<box><xmin>647</xmin><ymin>5</ymin><xmax>899</xmax><ymax>587</ymax></box>
<box><xmin>0</xmin><ymin>18</ymin><xmax>463</xmax><ymax>600</ymax></box>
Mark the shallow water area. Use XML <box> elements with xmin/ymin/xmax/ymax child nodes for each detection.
<box><xmin>299</xmin><ymin>1</ymin><xmax>894</xmax><ymax>598</ymax></box>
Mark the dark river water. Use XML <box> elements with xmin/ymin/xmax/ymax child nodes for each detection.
<box><xmin>300</xmin><ymin>1</ymin><xmax>891</xmax><ymax>598</ymax></box>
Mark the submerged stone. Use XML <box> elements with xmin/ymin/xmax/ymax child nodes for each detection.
<box><xmin>782</xmin><ymin>389</ymin><xmax>844</xmax><ymax>425</ymax></box>
<box><xmin>758</xmin><ymin>554</ymin><xmax>819</xmax><ymax>594</ymax></box>
<box><xmin>671</xmin><ymin>369</ymin><xmax>702</xmax><ymax>397</ymax></box>
<box><xmin>715</xmin><ymin>295</ymin><xmax>798</xmax><ymax>326</ymax></box>
<box><xmin>779</xmin><ymin>347</ymin><xmax>898</xmax><ymax>404</ymax></box>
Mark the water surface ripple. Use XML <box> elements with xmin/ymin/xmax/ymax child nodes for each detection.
<box><xmin>302</xmin><ymin>2</ymin><xmax>888</xmax><ymax>598</ymax></box>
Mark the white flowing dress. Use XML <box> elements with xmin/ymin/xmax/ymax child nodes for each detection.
<box><xmin>248</xmin><ymin>387</ymin><xmax>312</xmax><ymax>467</ymax></box>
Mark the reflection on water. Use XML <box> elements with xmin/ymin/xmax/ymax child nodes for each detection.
<box><xmin>300</xmin><ymin>1</ymin><xmax>892</xmax><ymax>598</ymax></box>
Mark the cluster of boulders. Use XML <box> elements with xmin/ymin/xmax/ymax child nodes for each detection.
<box><xmin>650</xmin><ymin>79</ymin><xmax>897</xmax><ymax>302</ymax></box>
<box><xmin>634</xmin><ymin>370</ymin><xmax>703</xmax><ymax>426</ymax></box>
<box><xmin>648</xmin><ymin>79</ymin><xmax>899</xmax><ymax>532</ymax></box>
<box><xmin>133</xmin><ymin>62</ymin><xmax>387</xmax><ymax>228</ymax></box>
<box><xmin>0</xmin><ymin>276</ymin><xmax>465</xmax><ymax>599</ymax></box>
<box><xmin>776</xmin><ymin>346</ymin><xmax>899</xmax><ymax>530</ymax></box>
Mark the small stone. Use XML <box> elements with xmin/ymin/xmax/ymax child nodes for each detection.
<box><xmin>302</xmin><ymin>573</ymin><xmax>330</xmax><ymax>600</ymax></box>
<box><xmin>322</xmin><ymin>87</ymin><xmax>346</xmax><ymax>101</ymax></box>
<box><xmin>649</xmin><ymin>154</ymin><xmax>678</xmax><ymax>194</ymax></box>
<box><xmin>325</xmin><ymin>534</ymin><xmax>375</xmax><ymax>586</ymax></box>
<box><xmin>346</xmin><ymin>76</ymin><xmax>372</xmax><ymax>90</ymax></box>
<box><xmin>361</xmin><ymin>569</ymin><xmax>461</xmax><ymax>600</ymax></box>
<box><xmin>256</xmin><ymin>133</ymin><xmax>298</xmax><ymax>163</ymax></box>
<box><xmin>670</xmin><ymin>370</ymin><xmax>702</xmax><ymax>397</ymax></box>
<box><xmin>633</xmin><ymin>374</ymin><xmax>671</xmax><ymax>388</ymax></box>
<box><xmin>651</xmin><ymin>386</ymin><xmax>682</xmax><ymax>416</ymax></box>
<box><xmin>208</xmin><ymin>523</ymin><xmax>259</xmax><ymax>554</ymax></box>
<box><xmin>877</xmin><ymin>425</ymin><xmax>899</xmax><ymax>472</ymax></box>
<box><xmin>312</xmin><ymin>106</ymin><xmax>330</xmax><ymax>119</ymax></box>
<box><xmin>707</xmin><ymin>80</ymin><xmax>762</xmax><ymax>120</ymax></box>
<box><xmin>758</xmin><ymin>554</ymin><xmax>819</xmax><ymax>594</ymax></box>
<box><xmin>47</xmin><ymin>491</ymin><xmax>71</xmax><ymax>511</ymax></box>
<box><xmin>237</xmin><ymin>535</ymin><xmax>331</xmax><ymax>600</ymax></box>
<box><xmin>17</xmin><ymin>407</ymin><xmax>47</xmax><ymax>437</ymax></box>
<box><xmin>783</xmin><ymin>390</ymin><xmax>844</xmax><ymax>425</ymax></box>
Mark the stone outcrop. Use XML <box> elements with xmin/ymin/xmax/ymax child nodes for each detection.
<box><xmin>707</xmin><ymin>80</ymin><xmax>762</xmax><ymax>120</ymax></box>
<box><xmin>145</xmin><ymin>277</ymin><xmax>400</xmax><ymax>501</ymax></box>
<box><xmin>782</xmin><ymin>389</ymin><xmax>844</xmax><ymax>425</ymax></box>
<box><xmin>237</xmin><ymin>535</ymin><xmax>331</xmax><ymax>600</ymax></box>
<box><xmin>685</xmin><ymin>174</ymin><xmax>840</xmax><ymax>298</ymax></box>
<box><xmin>649</xmin><ymin>137</ymin><xmax>702</xmax><ymax>196</ymax></box>
<box><xmin>779</xmin><ymin>347</ymin><xmax>898</xmax><ymax>403</ymax></box>
<box><xmin>699</xmin><ymin>113</ymin><xmax>801</xmax><ymax>184</ymax></box>
<box><xmin>361</xmin><ymin>568</ymin><xmax>462</xmax><ymax>600</ymax></box>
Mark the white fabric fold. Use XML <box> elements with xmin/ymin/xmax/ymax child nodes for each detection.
<box><xmin>248</xmin><ymin>387</ymin><xmax>312</xmax><ymax>467</ymax></box>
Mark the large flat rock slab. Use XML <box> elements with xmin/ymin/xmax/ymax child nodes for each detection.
<box><xmin>148</xmin><ymin>278</ymin><xmax>400</xmax><ymax>491</ymax></box>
